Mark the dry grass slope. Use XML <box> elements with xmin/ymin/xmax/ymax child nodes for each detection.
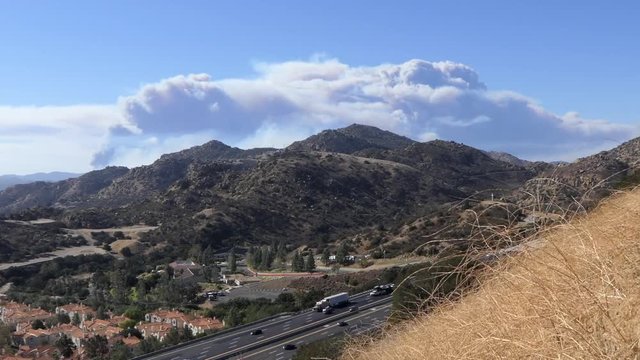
<box><xmin>344</xmin><ymin>187</ymin><xmax>640</xmax><ymax>359</ymax></box>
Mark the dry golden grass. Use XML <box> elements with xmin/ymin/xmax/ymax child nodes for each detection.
<box><xmin>344</xmin><ymin>188</ymin><xmax>640</xmax><ymax>360</ymax></box>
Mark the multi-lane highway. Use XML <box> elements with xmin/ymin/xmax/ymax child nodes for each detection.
<box><xmin>231</xmin><ymin>303</ymin><xmax>392</xmax><ymax>360</ymax></box>
<box><xmin>138</xmin><ymin>292</ymin><xmax>392</xmax><ymax>360</ymax></box>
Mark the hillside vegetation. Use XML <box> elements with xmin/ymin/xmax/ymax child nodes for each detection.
<box><xmin>344</xmin><ymin>187</ymin><xmax>640</xmax><ymax>359</ymax></box>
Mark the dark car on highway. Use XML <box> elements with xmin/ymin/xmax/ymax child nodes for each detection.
<box><xmin>250</xmin><ymin>329</ymin><xmax>263</xmax><ymax>335</ymax></box>
<box><xmin>337</xmin><ymin>321</ymin><xmax>348</xmax><ymax>327</ymax></box>
<box><xmin>283</xmin><ymin>344</ymin><xmax>296</xmax><ymax>350</ymax></box>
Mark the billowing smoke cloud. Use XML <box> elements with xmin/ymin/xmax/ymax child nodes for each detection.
<box><xmin>92</xmin><ymin>58</ymin><xmax>636</xmax><ymax>167</ymax></box>
<box><xmin>1</xmin><ymin>58</ymin><xmax>636</xmax><ymax>174</ymax></box>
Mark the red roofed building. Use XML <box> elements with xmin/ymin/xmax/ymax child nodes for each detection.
<box><xmin>135</xmin><ymin>322</ymin><xmax>173</xmax><ymax>342</ymax></box>
<box><xmin>145</xmin><ymin>309</ymin><xmax>193</xmax><ymax>328</ymax></box>
<box><xmin>55</xmin><ymin>304</ymin><xmax>95</xmax><ymax>323</ymax></box>
<box><xmin>186</xmin><ymin>317</ymin><xmax>223</xmax><ymax>335</ymax></box>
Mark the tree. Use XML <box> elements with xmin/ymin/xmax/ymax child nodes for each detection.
<box><xmin>109</xmin><ymin>340</ymin><xmax>131</xmax><ymax>360</ymax></box>
<box><xmin>336</xmin><ymin>243</ymin><xmax>349</xmax><ymax>265</ymax></box>
<box><xmin>204</xmin><ymin>264</ymin><xmax>220</xmax><ymax>282</ymax></box>
<box><xmin>261</xmin><ymin>246</ymin><xmax>273</xmax><ymax>270</ymax></box>
<box><xmin>296</xmin><ymin>251</ymin><xmax>305</xmax><ymax>272</ymax></box>
<box><xmin>321</xmin><ymin>248</ymin><xmax>331</xmax><ymax>266</ymax></box>
<box><xmin>224</xmin><ymin>306</ymin><xmax>243</xmax><ymax>327</ymax></box>
<box><xmin>180</xmin><ymin>325</ymin><xmax>194</xmax><ymax>341</ymax></box>
<box><xmin>135</xmin><ymin>336</ymin><xmax>161</xmax><ymax>356</ymax></box>
<box><xmin>253</xmin><ymin>247</ymin><xmax>263</xmax><ymax>270</ymax></box>
<box><xmin>120</xmin><ymin>247</ymin><xmax>132</xmax><ymax>257</ymax></box>
<box><xmin>304</xmin><ymin>251</ymin><xmax>316</xmax><ymax>272</ymax></box>
<box><xmin>228</xmin><ymin>247</ymin><xmax>237</xmax><ymax>273</ymax></box>
<box><xmin>31</xmin><ymin>319</ymin><xmax>46</xmax><ymax>330</ymax></box>
<box><xmin>0</xmin><ymin>324</ymin><xmax>13</xmax><ymax>355</ymax></box>
<box><xmin>163</xmin><ymin>327</ymin><xmax>181</xmax><ymax>346</ymax></box>
<box><xmin>56</xmin><ymin>312</ymin><xmax>71</xmax><ymax>324</ymax></box>
<box><xmin>55</xmin><ymin>334</ymin><xmax>75</xmax><ymax>358</ymax></box>
<box><xmin>85</xmin><ymin>335</ymin><xmax>109</xmax><ymax>359</ymax></box>
<box><xmin>276</xmin><ymin>240</ymin><xmax>287</xmax><ymax>264</ymax></box>
<box><xmin>291</xmin><ymin>252</ymin><xmax>300</xmax><ymax>272</ymax></box>
<box><xmin>71</xmin><ymin>312</ymin><xmax>81</xmax><ymax>326</ymax></box>
<box><xmin>202</xmin><ymin>245</ymin><xmax>214</xmax><ymax>266</ymax></box>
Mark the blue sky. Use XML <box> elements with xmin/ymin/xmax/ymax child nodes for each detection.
<box><xmin>0</xmin><ymin>1</ymin><xmax>639</xmax><ymax>174</ymax></box>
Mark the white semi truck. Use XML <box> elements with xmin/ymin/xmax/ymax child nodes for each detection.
<box><xmin>313</xmin><ymin>292</ymin><xmax>350</xmax><ymax>312</ymax></box>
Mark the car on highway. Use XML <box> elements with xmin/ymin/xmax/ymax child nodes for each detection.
<box><xmin>250</xmin><ymin>329</ymin><xmax>263</xmax><ymax>335</ymax></box>
<box><xmin>322</xmin><ymin>306</ymin><xmax>334</xmax><ymax>314</ymax></box>
<box><xmin>282</xmin><ymin>344</ymin><xmax>297</xmax><ymax>350</ymax></box>
<box><xmin>348</xmin><ymin>306</ymin><xmax>359</xmax><ymax>312</ymax></box>
<box><xmin>337</xmin><ymin>321</ymin><xmax>348</xmax><ymax>327</ymax></box>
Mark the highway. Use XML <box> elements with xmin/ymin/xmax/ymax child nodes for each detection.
<box><xmin>140</xmin><ymin>292</ymin><xmax>392</xmax><ymax>360</ymax></box>
<box><xmin>231</xmin><ymin>303</ymin><xmax>392</xmax><ymax>360</ymax></box>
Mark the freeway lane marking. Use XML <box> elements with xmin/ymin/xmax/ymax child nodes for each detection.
<box><xmin>206</xmin><ymin>297</ymin><xmax>392</xmax><ymax>360</ymax></box>
<box><xmin>143</xmin><ymin>294</ymin><xmax>377</xmax><ymax>360</ymax></box>
<box><xmin>142</xmin><ymin>293</ymin><xmax>387</xmax><ymax>360</ymax></box>
<box><xmin>237</xmin><ymin>303</ymin><xmax>393</xmax><ymax>359</ymax></box>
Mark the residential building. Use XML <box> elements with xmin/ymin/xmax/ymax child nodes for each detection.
<box><xmin>55</xmin><ymin>304</ymin><xmax>95</xmax><ymax>323</ymax></box>
<box><xmin>144</xmin><ymin>309</ymin><xmax>193</xmax><ymax>328</ymax></box>
<box><xmin>136</xmin><ymin>322</ymin><xmax>173</xmax><ymax>342</ymax></box>
<box><xmin>186</xmin><ymin>317</ymin><xmax>223</xmax><ymax>335</ymax></box>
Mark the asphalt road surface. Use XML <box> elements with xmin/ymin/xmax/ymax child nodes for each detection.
<box><xmin>231</xmin><ymin>303</ymin><xmax>392</xmax><ymax>360</ymax></box>
<box><xmin>140</xmin><ymin>292</ymin><xmax>392</xmax><ymax>360</ymax></box>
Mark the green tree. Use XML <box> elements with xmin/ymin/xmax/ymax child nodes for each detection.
<box><xmin>321</xmin><ymin>248</ymin><xmax>331</xmax><ymax>266</ymax></box>
<box><xmin>135</xmin><ymin>336</ymin><xmax>161</xmax><ymax>356</ymax></box>
<box><xmin>253</xmin><ymin>247</ymin><xmax>263</xmax><ymax>270</ymax></box>
<box><xmin>204</xmin><ymin>264</ymin><xmax>220</xmax><ymax>282</ymax></box>
<box><xmin>304</xmin><ymin>251</ymin><xmax>316</xmax><ymax>272</ymax></box>
<box><xmin>188</xmin><ymin>244</ymin><xmax>202</xmax><ymax>261</ymax></box>
<box><xmin>31</xmin><ymin>319</ymin><xmax>46</xmax><ymax>330</ymax></box>
<box><xmin>85</xmin><ymin>335</ymin><xmax>109</xmax><ymax>359</ymax></box>
<box><xmin>291</xmin><ymin>251</ymin><xmax>300</xmax><ymax>272</ymax></box>
<box><xmin>202</xmin><ymin>245</ymin><xmax>214</xmax><ymax>266</ymax></box>
<box><xmin>163</xmin><ymin>327</ymin><xmax>181</xmax><ymax>346</ymax></box>
<box><xmin>336</xmin><ymin>243</ymin><xmax>348</xmax><ymax>265</ymax></box>
<box><xmin>120</xmin><ymin>247</ymin><xmax>132</xmax><ymax>257</ymax></box>
<box><xmin>180</xmin><ymin>325</ymin><xmax>194</xmax><ymax>341</ymax></box>
<box><xmin>295</xmin><ymin>251</ymin><xmax>305</xmax><ymax>272</ymax></box>
<box><xmin>109</xmin><ymin>340</ymin><xmax>131</xmax><ymax>360</ymax></box>
<box><xmin>56</xmin><ymin>313</ymin><xmax>71</xmax><ymax>324</ymax></box>
<box><xmin>55</xmin><ymin>334</ymin><xmax>75</xmax><ymax>358</ymax></box>
<box><xmin>277</xmin><ymin>240</ymin><xmax>287</xmax><ymax>263</ymax></box>
<box><xmin>224</xmin><ymin>306</ymin><xmax>243</xmax><ymax>327</ymax></box>
<box><xmin>0</xmin><ymin>324</ymin><xmax>13</xmax><ymax>355</ymax></box>
<box><xmin>260</xmin><ymin>246</ymin><xmax>273</xmax><ymax>270</ymax></box>
<box><xmin>71</xmin><ymin>312</ymin><xmax>81</xmax><ymax>326</ymax></box>
<box><xmin>228</xmin><ymin>247</ymin><xmax>237</xmax><ymax>273</ymax></box>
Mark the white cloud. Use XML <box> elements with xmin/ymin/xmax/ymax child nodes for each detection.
<box><xmin>1</xmin><ymin>58</ymin><xmax>637</xmax><ymax>174</ymax></box>
<box><xmin>0</xmin><ymin>105</ymin><xmax>122</xmax><ymax>174</ymax></box>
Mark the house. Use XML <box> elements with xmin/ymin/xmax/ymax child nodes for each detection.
<box><xmin>121</xmin><ymin>335</ymin><xmax>141</xmax><ymax>348</ymax></box>
<box><xmin>14</xmin><ymin>328</ymin><xmax>59</xmax><ymax>348</ymax></box>
<box><xmin>186</xmin><ymin>317</ymin><xmax>223</xmax><ymax>335</ymax></box>
<box><xmin>55</xmin><ymin>304</ymin><xmax>95</xmax><ymax>323</ymax></box>
<box><xmin>54</xmin><ymin>323</ymin><xmax>88</xmax><ymax>348</ymax></box>
<box><xmin>169</xmin><ymin>260</ymin><xmax>203</xmax><ymax>281</ymax></box>
<box><xmin>0</xmin><ymin>302</ymin><xmax>54</xmax><ymax>326</ymax></box>
<box><xmin>144</xmin><ymin>309</ymin><xmax>192</xmax><ymax>328</ymax></box>
<box><xmin>136</xmin><ymin>322</ymin><xmax>173</xmax><ymax>342</ymax></box>
<box><xmin>14</xmin><ymin>344</ymin><xmax>57</xmax><ymax>359</ymax></box>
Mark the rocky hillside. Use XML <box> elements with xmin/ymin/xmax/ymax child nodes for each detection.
<box><xmin>519</xmin><ymin>137</ymin><xmax>640</xmax><ymax>212</ymax></box>
<box><xmin>0</xmin><ymin>124</ymin><xmax>560</xmax><ymax>258</ymax></box>
<box><xmin>287</xmin><ymin>124</ymin><xmax>415</xmax><ymax>153</ymax></box>
<box><xmin>0</xmin><ymin>141</ymin><xmax>274</xmax><ymax>214</ymax></box>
